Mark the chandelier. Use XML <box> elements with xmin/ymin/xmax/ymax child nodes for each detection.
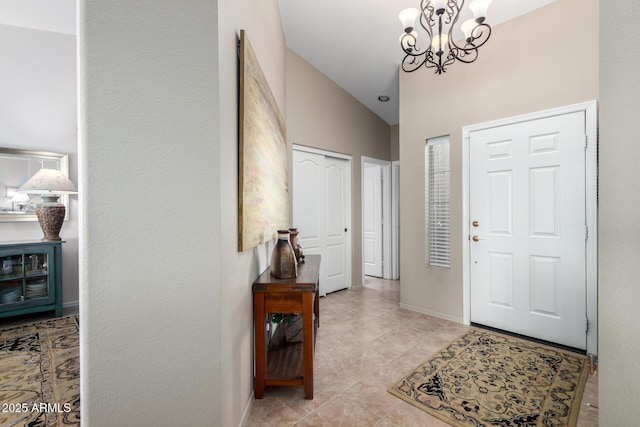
<box><xmin>399</xmin><ymin>0</ymin><xmax>492</xmax><ymax>74</ymax></box>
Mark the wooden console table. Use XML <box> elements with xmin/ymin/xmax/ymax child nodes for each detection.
<box><xmin>252</xmin><ymin>254</ymin><xmax>320</xmax><ymax>399</ymax></box>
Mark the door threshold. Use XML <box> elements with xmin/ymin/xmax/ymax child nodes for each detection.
<box><xmin>471</xmin><ymin>322</ymin><xmax>586</xmax><ymax>355</ymax></box>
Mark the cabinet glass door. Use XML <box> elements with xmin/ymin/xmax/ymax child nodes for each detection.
<box><xmin>0</xmin><ymin>254</ymin><xmax>23</xmax><ymax>304</ymax></box>
<box><xmin>0</xmin><ymin>251</ymin><xmax>52</xmax><ymax>306</ymax></box>
<box><xmin>24</xmin><ymin>252</ymin><xmax>49</xmax><ymax>300</ymax></box>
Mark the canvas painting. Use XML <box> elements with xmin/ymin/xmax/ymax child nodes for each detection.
<box><xmin>238</xmin><ymin>30</ymin><xmax>289</xmax><ymax>251</ymax></box>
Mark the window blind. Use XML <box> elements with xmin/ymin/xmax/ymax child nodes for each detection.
<box><xmin>425</xmin><ymin>136</ymin><xmax>451</xmax><ymax>268</ymax></box>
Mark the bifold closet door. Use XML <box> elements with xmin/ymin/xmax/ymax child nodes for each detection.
<box><xmin>293</xmin><ymin>149</ymin><xmax>350</xmax><ymax>296</ymax></box>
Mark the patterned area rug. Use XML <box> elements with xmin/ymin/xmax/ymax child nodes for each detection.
<box><xmin>0</xmin><ymin>316</ymin><xmax>79</xmax><ymax>426</ymax></box>
<box><xmin>388</xmin><ymin>329</ymin><xmax>588</xmax><ymax>427</ymax></box>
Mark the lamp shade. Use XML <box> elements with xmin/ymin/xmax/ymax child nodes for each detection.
<box><xmin>469</xmin><ymin>0</ymin><xmax>492</xmax><ymax>21</ymax></box>
<box><xmin>399</xmin><ymin>8</ymin><xmax>419</xmax><ymax>32</ymax></box>
<box><xmin>461</xmin><ymin>19</ymin><xmax>478</xmax><ymax>41</ymax></box>
<box><xmin>18</xmin><ymin>168</ymin><xmax>78</xmax><ymax>195</ymax></box>
<box><xmin>432</xmin><ymin>0</ymin><xmax>447</xmax><ymax>12</ymax></box>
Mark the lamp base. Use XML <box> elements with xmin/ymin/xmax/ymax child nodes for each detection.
<box><xmin>35</xmin><ymin>196</ymin><xmax>66</xmax><ymax>241</ymax></box>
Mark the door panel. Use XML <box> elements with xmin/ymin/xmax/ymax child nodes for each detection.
<box><xmin>470</xmin><ymin>111</ymin><xmax>586</xmax><ymax>350</ymax></box>
<box><xmin>324</xmin><ymin>157</ymin><xmax>350</xmax><ymax>293</ymax></box>
<box><xmin>363</xmin><ymin>164</ymin><xmax>383</xmax><ymax>277</ymax></box>
<box><xmin>293</xmin><ymin>152</ymin><xmax>323</xmax><ymax>257</ymax></box>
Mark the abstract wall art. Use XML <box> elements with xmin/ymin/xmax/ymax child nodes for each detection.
<box><xmin>238</xmin><ymin>30</ymin><xmax>289</xmax><ymax>251</ymax></box>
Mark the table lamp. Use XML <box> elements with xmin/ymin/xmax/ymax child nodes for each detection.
<box><xmin>18</xmin><ymin>168</ymin><xmax>78</xmax><ymax>241</ymax></box>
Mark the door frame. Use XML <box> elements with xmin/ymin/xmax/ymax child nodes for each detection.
<box><xmin>461</xmin><ymin>100</ymin><xmax>598</xmax><ymax>356</ymax></box>
<box><xmin>292</xmin><ymin>144</ymin><xmax>352</xmax><ymax>294</ymax></box>
<box><xmin>361</xmin><ymin>157</ymin><xmax>392</xmax><ymax>283</ymax></box>
<box><xmin>391</xmin><ymin>161</ymin><xmax>400</xmax><ymax>280</ymax></box>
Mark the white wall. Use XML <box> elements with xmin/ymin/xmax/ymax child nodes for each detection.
<box><xmin>0</xmin><ymin>24</ymin><xmax>78</xmax><ymax>306</ymax></box>
<box><xmin>79</xmin><ymin>1</ymin><xmax>221</xmax><ymax>425</ymax></box>
<box><xmin>80</xmin><ymin>0</ymin><xmax>287</xmax><ymax>425</ymax></box>
<box><xmin>598</xmin><ymin>1</ymin><xmax>640</xmax><ymax>424</ymax></box>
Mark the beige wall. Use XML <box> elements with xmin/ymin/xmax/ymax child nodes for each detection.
<box><xmin>598</xmin><ymin>0</ymin><xmax>640</xmax><ymax>424</ymax></box>
<box><xmin>287</xmin><ymin>49</ymin><xmax>391</xmax><ymax>287</ymax></box>
<box><xmin>390</xmin><ymin>125</ymin><xmax>400</xmax><ymax>162</ymax></box>
<box><xmin>399</xmin><ymin>0</ymin><xmax>598</xmax><ymax>320</ymax></box>
<box><xmin>218</xmin><ymin>1</ymin><xmax>287</xmax><ymax>425</ymax></box>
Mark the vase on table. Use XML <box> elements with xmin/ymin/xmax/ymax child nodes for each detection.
<box><xmin>288</xmin><ymin>228</ymin><xmax>304</xmax><ymax>263</ymax></box>
<box><xmin>270</xmin><ymin>230</ymin><xmax>298</xmax><ymax>279</ymax></box>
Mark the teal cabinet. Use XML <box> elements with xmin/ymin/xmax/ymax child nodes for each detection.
<box><xmin>0</xmin><ymin>241</ymin><xmax>64</xmax><ymax>318</ymax></box>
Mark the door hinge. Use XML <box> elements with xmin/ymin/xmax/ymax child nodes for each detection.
<box><xmin>586</xmin><ymin>318</ymin><xmax>589</xmax><ymax>333</ymax></box>
<box><xmin>584</xmin><ymin>134</ymin><xmax>588</xmax><ymax>149</ymax></box>
<box><xmin>585</xmin><ymin>226</ymin><xmax>589</xmax><ymax>240</ymax></box>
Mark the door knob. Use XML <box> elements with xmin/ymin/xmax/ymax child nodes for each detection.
<box><xmin>472</xmin><ymin>235</ymin><xmax>484</xmax><ymax>242</ymax></box>
<box><xmin>472</xmin><ymin>221</ymin><xmax>479</xmax><ymax>227</ymax></box>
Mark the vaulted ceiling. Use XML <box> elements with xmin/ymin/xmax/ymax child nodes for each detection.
<box><xmin>278</xmin><ymin>0</ymin><xmax>560</xmax><ymax>124</ymax></box>
<box><xmin>0</xmin><ymin>0</ymin><xmax>560</xmax><ymax>124</ymax></box>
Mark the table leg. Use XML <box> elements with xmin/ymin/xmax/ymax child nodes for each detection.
<box><xmin>314</xmin><ymin>282</ymin><xmax>320</xmax><ymax>328</ymax></box>
<box><xmin>253</xmin><ymin>293</ymin><xmax>266</xmax><ymax>399</ymax></box>
<box><xmin>302</xmin><ymin>292</ymin><xmax>314</xmax><ymax>399</ymax></box>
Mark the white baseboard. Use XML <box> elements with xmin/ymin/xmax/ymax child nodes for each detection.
<box><xmin>63</xmin><ymin>301</ymin><xmax>79</xmax><ymax>309</ymax></box>
<box><xmin>350</xmin><ymin>283</ymin><xmax>363</xmax><ymax>291</ymax></box>
<box><xmin>399</xmin><ymin>302</ymin><xmax>463</xmax><ymax>324</ymax></box>
<box><xmin>239</xmin><ymin>390</ymin><xmax>254</xmax><ymax>427</ymax></box>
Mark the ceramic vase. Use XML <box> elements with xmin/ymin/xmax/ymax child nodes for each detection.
<box><xmin>288</xmin><ymin>228</ymin><xmax>304</xmax><ymax>263</ymax></box>
<box><xmin>270</xmin><ymin>230</ymin><xmax>298</xmax><ymax>279</ymax></box>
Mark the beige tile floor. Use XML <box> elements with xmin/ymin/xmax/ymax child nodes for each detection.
<box><xmin>247</xmin><ymin>277</ymin><xmax>598</xmax><ymax>426</ymax></box>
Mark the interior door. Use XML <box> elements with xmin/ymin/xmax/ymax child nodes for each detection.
<box><xmin>324</xmin><ymin>157</ymin><xmax>350</xmax><ymax>293</ymax></box>
<box><xmin>293</xmin><ymin>148</ymin><xmax>351</xmax><ymax>296</ymax></box>
<box><xmin>363</xmin><ymin>164</ymin><xmax>383</xmax><ymax>277</ymax></box>
<box><xmin>469</xmin><ymin>111</ymin><xmax>587</xmax><ymax>350</ymax></box>
<box><xmin>292</xmin><ymin>150</ymin><xmax>323</xmax><ymax>259</ymax></box>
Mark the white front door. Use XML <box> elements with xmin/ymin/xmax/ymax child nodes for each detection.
<box><xmin>469</xmin><ymin>111</ymin><xmax>587</xmax><ymax>350</ymax></box>
<box><xmin>363</xmin><ymin>164</ymin><xmax>383</xmax><ymax>277</ymax></box>
<box><xmin>292</xmin><ymin>148</ymin><xmax>351</xmax><ymax>296</ymax></box>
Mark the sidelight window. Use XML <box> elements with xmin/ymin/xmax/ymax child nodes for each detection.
<box><xmin>425</xmin><ymin>136</ymin><xmax>451</xmax><ymax>268</ymax></box>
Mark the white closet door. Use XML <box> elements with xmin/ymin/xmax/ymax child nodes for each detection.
<box><xmin>293</xmin><ymin>148</ymin><xmax>351</xmax><ymax>295</ymax></box>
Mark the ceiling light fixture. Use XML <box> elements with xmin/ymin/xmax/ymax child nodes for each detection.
<box><xmin>378</xmin><ymin>95</ymin><xmax>390</xmax><ymax>102</ymax></box>
<box><xmin>399</xmin><ymin>0</ymin><xmax>492</xmax><ymax>74</ymax></box>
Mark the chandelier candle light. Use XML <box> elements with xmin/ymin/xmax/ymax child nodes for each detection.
<box><xmin>399</xmin><ymin>0</ymin><xmax>492</xmax><ymax>74</ymax></box>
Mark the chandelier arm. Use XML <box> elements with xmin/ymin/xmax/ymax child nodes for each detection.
<box><xmin>419</xmin><ymin>3</ymin><xmax>434</xmax><ymax>39</ymax></box>
<box><xmin>453</xmin><ymin>47</ymin><xmax>479</xmax><ymax>64</ymax></box>
<box><xmin>423</xmin><ymin>51</ymin><xmax>442</xmax><ymax>73</ymax></box>
<box><xmin>421</xmin><ymin>0</ymin><xmax>435</xmax><ymax>28</ymax></box>
<box><xmin>401</xmin><ymin>54</ymin><xmax>426</xmax><ymax>72</ymax></box>
<box><xmin>444</xmin><ymin>0</ymin><xmax>463</xmax><ymax>26</ymax></box>
<box><xmin>400</xmin><ymin>33</ymin><xmax>420</xmax><ymax>56</ymax></box>
<box><xmin>445</xmin><ymin>0</ymin><xmax>463</xmax><ymax>51</ymax></box>
<box><xmin>449</xmin><ymin>22</ymin><xmax>492</xmax><ymax>52</ymax></box>
<box><xmin>450</xmin><ymin>23</ymin><xmax>491</xmax><ymax>64</ymax></box>
<box><xmin>401</xmin><ymin>49</ymin><xmax>443</xmax><ymax>73</ymax></box>
<box><xmin>470</xmin><ymin>23</ymin><xmax>492</xmax><ymax>49</ymax></box>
